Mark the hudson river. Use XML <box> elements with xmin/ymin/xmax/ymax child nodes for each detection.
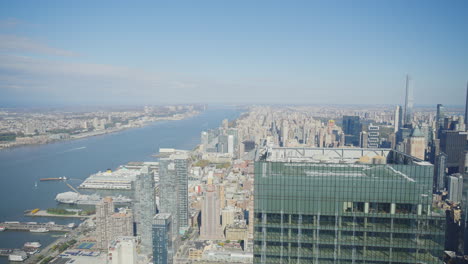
<box><xmin>0</xmin><ymin>106</ymin><xmax>240</xmax><ymax>263</ymax></box>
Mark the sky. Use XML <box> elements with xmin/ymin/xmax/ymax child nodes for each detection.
<box><xmin>0</xmin><ymin>0</ymin><xmax>467</xmax><ymax>106</ymax></box>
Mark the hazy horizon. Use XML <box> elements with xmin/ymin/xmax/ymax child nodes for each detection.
<box><xmin>1</xmin><ymin>0</ymin><xmax>467</xmax><ymax>106</ymax></box>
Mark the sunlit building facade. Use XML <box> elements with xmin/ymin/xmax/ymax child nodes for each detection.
<box><xmin>254</xmin><ymin>147</ymin><xmax>445</xmax><ymax>264</ymax></box>
<box><xmin>133</xmin><ymin>166</ymin><xmax>156</xmax><ymax>255</ymax></box>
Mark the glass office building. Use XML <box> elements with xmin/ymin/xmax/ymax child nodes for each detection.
<box><xmin>152</xmin><ymin>213</ymin><xmax>173</xmax><ymax>264</ymax></box>
<box><xmin>254</xmin><ymin>148</ymin><xmax>445</xmax><ymax>264</ymax></box>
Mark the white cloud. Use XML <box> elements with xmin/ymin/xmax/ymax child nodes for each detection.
<box><xmin>0</xmin><ymin>35</ymin><xmax>79</xmax><ymax>57</ymax></box>
<box><xmin>0</xmin><ymin>54</ymin><xmax>207</xmax><ymax>103</ymax></box>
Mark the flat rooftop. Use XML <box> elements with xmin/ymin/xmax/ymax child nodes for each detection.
<box><xmin>157</xmin><ymin>148</ymin><xmax>189</xmax><ymax>159</ymax></box>
<box><xmin>154</xmin><ymin>213</ymin><xmax>171</xmax><ymax>220</ymax></box>
<box><xmin>257</xmin><ymin>147</ymin><xmax>428</xmax><ymax>165</ymax></box>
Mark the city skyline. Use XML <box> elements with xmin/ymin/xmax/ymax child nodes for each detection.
<box><xmin>1</xmin><ymin>1</ymin><xmax>468</xmax><ymax>263</ymax></box>
<box><xmin>0</xmin><ymin>101</ymin><xmax>467</xmax><ymax>263</ymax></box>
<box><xmin>0</xmin><ymin>0</ymin><xmax>467</xmax><ymax>106</ymax></box>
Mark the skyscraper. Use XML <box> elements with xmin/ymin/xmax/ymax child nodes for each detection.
<box><xmin>133</xmin><ymin>166</ymin><xmax>156</xmax><ymax>255</ymax></box>
<box><xmin>436</xmin><ymin>104</ymin><xmax>446</xmax><ymax>134</ymax></box>
<box><xmin>174</xmin><ymin>157</ymin><xmax>189</xmax><ymax>231</ymax></box>
<box><xmin>448</xmin><ymin>174</ymin><xmax>463</xmax><ymax>203</ymax></box>
<box><xmin>253</xmin><ymin>147</ymin><xmax>444</xmax><ymax>264</ymax></box>
<box><xmin>201</xmin><ymin>131</ymin><xmax>209</xmax><ymax>152</ymax></box>
<box><xmin>281</xmin><ymin>121</ymin><xmax>289</xmax><ymax>147</ymax></box>
<box><xmin>403</xmin><ymin>75</ymin><xmax>414</xmax><ymax>126</ymax></box>
<box><xmin>406</xmin><ymin>126</ymin><xmax>426</xmax><ymax>160</ymax></box>
<box><xmin>152</xmin><ymin>213</ymin><xmax>173</xmax><ymax>264</ymax></box>
<box><xmin>394</xmin><ymin>105</ymin><xmax>402</xmax><ymax>133</ymax></box>
<box><xmin>200</xmin><ymin>184</ymin><xmax>223</xmax><ymax>240</ymax></box>
<box><xmin>359</xmin><ymin>131</ymin><xmax>368</xmax><ymax>148</ymax></box>
<box><xmin>434</xmin><ymin>153</ymin><xmax>448</xmax><ymax>191</ymax></box>
<box><xmin>440</xmin><ymin>131</ymin><xmax>468</xmax><ymax>174</ymax></box>
<box><xmin>96</xmin><ymin>197</ymin><xmax>115</xmax><ymax>249</ymax></box>
<box><xmin>342</xmin><ymin>116</ymin><xmax>361</xmax><ymax>146</ymax></box>
<box><xmin>465</xmin><ymin>82</ymin><xmax>468</xmax><ymax>128</ymax></box>
<box><xmin>367</xmin><ymin>123</ymin><xmax>380</xmax><ymax>148</ymax></box>
<box><xmin>228</xmin><ymin>134</ymin><xmax>234</xmax><ymax>155</ymax></box>
<box><xmin>159</xmin><ymin>150</ymin><xmax>189</xmax><ymax>244</ymax></box>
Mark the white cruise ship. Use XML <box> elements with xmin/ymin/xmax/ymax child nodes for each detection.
<box><xmin>55</xmin><ymin>192</ymin><xmax>131</xmax><ymax>205</ymax></box>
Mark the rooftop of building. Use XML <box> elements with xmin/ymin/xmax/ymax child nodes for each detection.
<box><xmin>226</xmin><ymin>222</ymin><xmax>248</xmax><ymax>229</ymax></box>
<box><xmin>111</xmin><ymin>212</ymin><xmax>132</xmax><ymax>218</ymax></box>
<box><xmin>157</xmin><ymin>148</ymin><xmax>189</xmax><ymax>159</ymax></box>
<box><xmin>257</xmin><ymin>147</ymin><xmax>429</xmax><ymax>166</ymax></box>
<box><xmin>109</xmin><ymin>236</ymin><xmax>137</xmax><ymax>247</ymax></box>
<box><xmin>125</xmin><ymin>161</ymin><xmax>159</xmax><ymax>169</ymax></box>
<box><xmin>410</xmin><ymin>126</ymin><xmax>425</xmax><ymax>137</ymax></box>
<box><xmin>254</xmin><ymin>148</ymin><xmax>435</xmax><ymax>207</ymax></box>
<box><xmin>153</xmin><ymin>213</ymin><xmax>171</xmax><ymax>220</ymax></box>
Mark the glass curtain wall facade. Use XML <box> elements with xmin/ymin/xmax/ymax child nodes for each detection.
<box><xmin>152</xmin><ymin>213</ymin><xmax>173</xmax><ymax>264</ymax></box>
<box><xmin>175</xmin><ymin>158</ymin><xmax>189</xmax><ymax>230</ymax></box>
<box><xmin>159</xmin><ymin>155</ymin><xmax>189</xmax><ymax>240</ymax></box>
<box><xmin>253</xmin><ymin>148</ymin><xmax>445</xmax><ymax>264</ymax></box>
<box><xmin>133</xmin><ymin>166</ymin><xmax>156</xmax><ymax>255</ymax></box>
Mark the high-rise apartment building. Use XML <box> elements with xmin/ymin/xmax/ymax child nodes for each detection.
<box><xmin>96</xmin><ymin>197</ymin><xmax>115</xmax><ymax>249</ymax></box>
<box><xmin>175</xmin><ymin>157</ymin><xmax>189</xmax><ymax>230</ymax></box>
<box><xmin>228</xmin><ymin>134</ymin><xmax>234</xmax><ymax>155</ymax></box>
<box><xmin>159</xmin><ymin>150</ymin><xmax>189</xmax><ymax>245</ymax></box>
<box><xmin>448</xmin><ymin>174</ymin><xmax>463</xmax><ymax>203</ymax></box>
<box><xmin>152</xmin><ymin>213</ymin><xmax>173</xmax><ymax>264</ymax></box>
<box><xmin>434</xmin><ymin>153</ymin><xmax>448</xmax><ymax>191</ymax></box>
<box><xmin>133</xmin><ymin>166</ymin><xmax>156</xmax><ymax>255</ymax></box>
<box><xmin>201</xmin><ymin>131</ymin><xmax>209</xmax><ymax>152</ymax></box>
<box><xmin>96</xmin><ymin>198</ymin><xmax>133</xmax><ymax>249</ymax></box>
<box><xmin>403</xmin><ymin>75</ymin><xmax>414</xmax><ymax>126</ymax></box>
<box><xmin>359</xmin><ymin>131</ymin><xmax>368</xmax><ymax>148</ymax></box>
<box><xmin>367</xmin><ymin>124</ymin><xmax>380</xmax><ymax>148</ymax></box>
<box><xmin>342</xmin><ymin>116</ymin><xmax>361</xmax><ymax>146</ymax></box>
<box><xmin>394</xmin><ymin>105</ymin><xmax>402</xmax><ymax>133</ymax></box>
<box><xmin>108</xmin><ymin>210</ymin><xmax>133</xmax><ymax>240</ymax></box>
<box><xmin>465</xmin><ymin>82</ymin><xmax>468</xmax><ymax>128</ymax></box>
<box><xmin>436</xmin><ymin>104</ymin><xmax>446</xmax><ymax>136</ymax></box>
<box><xmin>254</xmin><ymin>147</ymin><xmax>444</xmax><ymax>264</ymax></box>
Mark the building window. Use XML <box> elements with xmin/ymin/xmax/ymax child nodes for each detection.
<box><xmin>395</xmin><ymin>203</ymin><xmax>416</xmax><ymax>214</ymax></box>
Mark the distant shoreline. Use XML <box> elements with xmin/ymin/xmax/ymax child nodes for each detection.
<box><xmin>0</xmin><ymin>111</ymin><xmax>201</xmax><ymax>151</ymax></box>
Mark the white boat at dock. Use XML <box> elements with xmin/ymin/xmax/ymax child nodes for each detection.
<box><xmin>8</xmin><ymin>250</ymin><xmax>27</xmax><ymax>262</ymax></box>
<box><xmin>29</xmin><ymin>227</ymin><xmax>49</xmax><ymax>233</ymax></box>
<box><xmin>24</xmin><ymin>242</ymin><xmax>41</xmax><ymax>248</ymax></box>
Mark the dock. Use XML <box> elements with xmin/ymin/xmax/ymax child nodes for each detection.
<box><xmin>0</xmin><ymin>249</ymin><xmax>15</xmax><ymax>257</ymax></box>
<box><xmin>0</xmin><ymin>222</ymin><xmax>73</xmax><ymax>232</ymax></box>
<box><xmin>0</xmin><ymin>248</ymin><xmax>38</xmax><ymax>257</ymax></box>
<box><xmin>25</xmin><ymin>210</ymin><xmax>92</xmax><ymax>218</ymax></box>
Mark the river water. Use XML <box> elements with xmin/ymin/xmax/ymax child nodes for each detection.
<box><xmin>0</xmin><ymin>106</ymin><xmax>240</xmax><ymax>263</ymax></box>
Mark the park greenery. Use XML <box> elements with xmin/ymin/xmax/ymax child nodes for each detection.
<box><xmin>46</xmin><ymin>208</ymin><xmax>76</xmax><ymax>215</ymax></box>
